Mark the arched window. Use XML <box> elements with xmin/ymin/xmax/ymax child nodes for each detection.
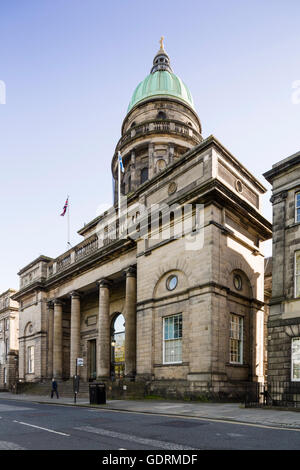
<box><xmin>141</xmin><ymin>167</ymin><xmax>148</xmax><ymax>184</ymax></box>
<box><xmin>157</xmin><ymin>111</ymin><xmax>167</xmax><ymax>120</ymax></box>
<box><xmin>111</xmin><ymin>313</ymin><xmax>125</xmax><ymax>379</ymax></box>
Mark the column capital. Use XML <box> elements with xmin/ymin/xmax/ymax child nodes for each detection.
<box><xmin>97</xmin><ymin>278</ymin><xmax>112</xmax><ymax>288</ymax></box>
<box><xmin>53</xmin><ymin>298</ymin><xmax>63</xmax><ymax>306</ymax></box>
<box><xmin>70</xmin><ymin>291</ymin><xmax>81</xmax><ymax>299</ymax></box>
<box><xmin>124</xmin><ymin>266</ymin><xmax>137</xmax><ymax>278</ymax></box>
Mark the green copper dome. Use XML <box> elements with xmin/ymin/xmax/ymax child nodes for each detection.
<box><xmin>127</xmin><ymin>70</ymin><xmax>194</xmax><ymax>112</ymax></box>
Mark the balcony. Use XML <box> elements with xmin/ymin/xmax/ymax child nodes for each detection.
<box><xmin>118</xmin><ymin>119</ymin><xmax>202</xmax><ymax>149</ymax></box>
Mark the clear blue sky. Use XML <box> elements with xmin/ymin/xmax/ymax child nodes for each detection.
<box><xmin>0</xmin><ymin>0</ymin><xmax>299</xmax><ymax>292</ymax></box>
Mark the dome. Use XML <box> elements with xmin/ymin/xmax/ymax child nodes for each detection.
<box><xmin>127</xmin><ymin>70</ymin><xmax>195</xmax><ymax>112</ymax></box>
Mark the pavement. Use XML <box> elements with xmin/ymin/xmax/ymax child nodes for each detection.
<box><xmin>1</xmin><ymin>391</ymin><xmax>300</xmax><ymax>430</ymax></box>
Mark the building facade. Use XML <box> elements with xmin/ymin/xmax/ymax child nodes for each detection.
<box><xmin>264</xmin><ymin>152</ymin><xmax>300</xmax><ymax>385</ymax></box>
<box><xmin>13</xmin><ymin>42</ymin><xmax>272</xmax><ymax>399</ymax></box>
<box><xmin>0</xmin><ymin>289</ymin><xmax>19</xmax><ymax>388</ymax></box>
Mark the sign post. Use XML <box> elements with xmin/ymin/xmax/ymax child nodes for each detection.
<box><xmin>73</xmin><ymin>358</ymin><xmax>84</xmax><ymax>403</ymax></box>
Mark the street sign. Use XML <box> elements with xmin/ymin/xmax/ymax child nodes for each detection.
<box><xmin>77</xmin><ymin>358</ymin><xmax>84</xmax><ymax>366</ymax></box>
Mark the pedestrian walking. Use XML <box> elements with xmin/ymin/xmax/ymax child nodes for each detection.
<box><xmin>51</xmin><ymin>378</ymin><xmax>59</xmax><ymax>398</ymax></box>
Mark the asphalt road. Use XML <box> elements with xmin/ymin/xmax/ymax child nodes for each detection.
<box><xmin>0</xmin><ymin>398</ymin><xmax>299</xmax><ymax>450</ymax></box>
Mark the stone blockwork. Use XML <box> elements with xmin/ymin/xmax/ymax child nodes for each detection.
<box><xmin>264</xmin><ymin>152</ymin><xmax>300</xmax><ymax>384</ymax></box>
<box><xmin>0</xmin><ymin>289</ymin><xmax>19</xmax><ymax>389</ymax></box>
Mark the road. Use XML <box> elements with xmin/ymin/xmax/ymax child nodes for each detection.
<box><xmin>0</xmin><ymin>398</ymin><xmax>299</xmax><ymax>450</ymax></box>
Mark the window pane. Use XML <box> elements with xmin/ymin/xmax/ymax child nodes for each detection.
<box><xmin>168</xmin><ymin>318</ymin><xmax>174</xmax><ymax>339</ymax></box>
<box><xmin>163</xmin><ymin>314</ymin><xmax>182</xmax><ymax>363</ymax></box>
<box><xmin>296</xmin><ymin>252</ymin><xmax>300</xmax><ymax>275</ymax></box>
<box><xmin>230</xmin><ymin>314</ymin><xmax>243</xmax><ymax>363</ymax></box>
<box><xmin>292</xmin><ymin>338</ymin><xmax>300</xmax><ymax>380</ymax></box>
<box><xmin>296</xmin><ymin>275</ymin><xmax>300</xmax><ymax>298</ymax></box>
<box><xmin>165</xmin><ymin>339</ymin><xmax>182</xmax><ymax>363</ymax></box>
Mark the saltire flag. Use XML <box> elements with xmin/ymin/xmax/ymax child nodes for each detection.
<box><xmin>118</xmin><ymin>151</ymin><xmax>125</xmax><ymax>173</ymax></box>
<box><xmin>60</xmin><ymin>197</ymin><xmax>69</xmax><ymax>216</ymax></box>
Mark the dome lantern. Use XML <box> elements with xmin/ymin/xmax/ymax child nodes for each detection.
<box><xmin>150</xmin><ymin>36</ymin><xmax>173</xmax><ymax>74</ymax></box>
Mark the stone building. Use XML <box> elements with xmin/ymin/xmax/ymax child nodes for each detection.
<box><xmin>0</xmin><ymin>289</ymin><xmax>19</xmax><ymax>388</ymax></box>
<box><xmin>12</xmin><ymin>41</ymin><xmax>272</xmax><ymax>399</ymax></box>
<box><xmin>264</xmin><ymin>152</ymin><xmax>300</xmax><ymax>384</ymax></box>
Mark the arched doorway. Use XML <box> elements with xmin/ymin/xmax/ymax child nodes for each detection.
<box><xmin>111</xmin><ymin>313</ymin><xmax>125</xmax><ymax>379</ymax></box>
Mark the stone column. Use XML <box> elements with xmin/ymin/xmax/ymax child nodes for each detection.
<box><xmin>70</xmin><ymin>291</ymin><xmax>81</xmax><ymax>377</ymax></box>
<box><xmin>53</xmin><ymin>300</ymin><xmax>63</xmax><ymax>379</ymax></box>
<box><xmin>148</xmin><ymin>143</ymin><xmax>155</xmax><ymax>179</ymax></box>
<box><xmin>131</xmin><ymin>149</ymin><xmax>137</xmax><ymax>188</ymax></box>
<box><xmin>47</xmin><ymin>302</ymin><xmax>54</xmax><ymax>379</ymax></box>
<box><xmin>97</xmin><ymin>280</ymin><xmax>111</xmax><ymax>378</ymax></box>
<box><xmin>124</xmin><ymin>266</ymin><xmax>137</xmax><ymax>378</ymax></box>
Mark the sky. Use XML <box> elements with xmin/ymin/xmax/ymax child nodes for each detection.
<box><xmin>0</xmin><ymin>0</ymin><xmax>300</xmax><ymax>293</ymax></box>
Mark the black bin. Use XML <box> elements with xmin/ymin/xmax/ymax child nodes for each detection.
<box><xmin>89</xmin><ymin>383</ymin><xmax>106</xmax><ymax>404</ymax></box>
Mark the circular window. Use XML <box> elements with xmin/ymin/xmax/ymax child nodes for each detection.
<box><xmin>235</xmin><ymin>179</ymin><xmax>243</xmax><ymax>193</ymax></box>
<box><xmin>166</xmin><ymin>275</ymin><xmax>178</xmax><ymax>291</ymax></box>
<box><xmin>233</xmin><ymin>274</ymin><xmax>243</xmax><ymax>291</ymax></box>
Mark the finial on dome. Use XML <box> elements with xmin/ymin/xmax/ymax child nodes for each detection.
<box><xmin>159</xmin><ymin>36</ymin><xmax>164</xmax><ymax>51</ymax></box>
<box><xmin>151</xmin><ymin>37</ymin><xmax>173</xmax><ymax>74</ymax></box>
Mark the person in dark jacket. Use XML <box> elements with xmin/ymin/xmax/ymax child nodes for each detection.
<box><xmin>51</xmin><ymin>378</ymin><xmax>59</xmax><ymax>398</ymax></box>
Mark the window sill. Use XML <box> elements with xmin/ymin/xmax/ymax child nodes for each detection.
<box><xmin>154</xmin><ymin>362</ymin><xmax>189</xmax><ymax>368</ymax></box>
<box><xmin>226</xmin><ymin>362</ymin><xmax>249</xmax><ymax>368</ymax></box>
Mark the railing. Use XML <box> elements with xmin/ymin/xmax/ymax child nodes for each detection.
<box><xmin>245</xmin><ymin>381</ymin><xmax>300</xmax><ymax>408</ymax></box>
<box><xmin>119</xmin><ymin>119</ymin><xmax>201</xmax><ymax>148</ymax></box>
<box><xmin>75</xmin><ymin>236</ymin><xmax>98</xmax><ymax>261</ymax></box>
<box><xmin>56</xmin><ymin>254</ymin><xmax>71</xmax><ymax>273</ymax></box>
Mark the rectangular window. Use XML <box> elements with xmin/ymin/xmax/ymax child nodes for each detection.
<box><xmin>292</xmin><ymin>337</ymin><xmax>300</xmax><ymax>381</ymax></box>
<box><xmin>163</xmin><ymin>314</ymin><xmax>182</xmax><ymax>364</ymax></box>
<box><xmin>27</xmin><ymin>346</ymin><xmax>34</xmax><ymax>374</ymax></box>
<box><xmin>296</xmin><ymin>193</ymin><xmax>300</xmax><ymax>223</ymax></box>
<box><xmin>4</xmin><ymin>318</ymin><xmax>8</xmax><ymax>330</ymax></box>
<box><xmin>295</xmin><ymin>252</ymin><xmax>300</xmax><ymax>298</ymax></box>
<box><xmin>5</xmin><ymin>338</ymin><xmax>8</xmax><ymax>358</ymax></box>
<box><xmin>230</xmin><ymin>314</ymin><xmax>243</xmax><ymax>364</ymax></box>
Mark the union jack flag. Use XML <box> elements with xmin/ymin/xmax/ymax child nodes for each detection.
<box><xmin>60</xmin><ymin>197</ymin><xmax>69</xmax><ymax>216</ymax></box>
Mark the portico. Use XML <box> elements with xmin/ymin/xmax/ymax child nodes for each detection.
<box><xmin>42</xmin><ymin>265</ymin><xmax>137</xmax><ymax>382</ymax></box>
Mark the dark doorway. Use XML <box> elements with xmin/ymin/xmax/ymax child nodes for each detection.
<box><xmin>88</xmin><ymin>339</ymin><xmax>96</xmax><ymax>381</ymax></box>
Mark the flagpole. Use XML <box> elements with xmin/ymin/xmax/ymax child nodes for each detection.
<box><xmin>67</xmin><ymin>194</ymin><xmax>71</xmax><ymax>249</ymax></box>
<box><xmin>118</xmin><ymin>156</ymin><xmax>121</xmax><ymax>220</ymax></box>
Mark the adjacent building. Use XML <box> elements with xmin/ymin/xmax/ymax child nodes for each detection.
<box><xmin>0</xmin><ymin>289</ymin><xmax>19</xmax><ymax>388</ymax></box>
<box><xmin>12</xmin><ymin>41</ymin><xmax>272</xmax><ymax>399</ymax></box>
<box><xmin>264</xmin><ymin>152</ymin><xmax>300</xmax><ymax>385</ymax></box>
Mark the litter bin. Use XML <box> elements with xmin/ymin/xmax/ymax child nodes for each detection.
<box><xmin>89</xmin><ymin>383</ymin><xmax>106</xmax><ymax>404</ymax></box>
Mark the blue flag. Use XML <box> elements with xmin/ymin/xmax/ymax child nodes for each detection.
<box><xmin>118</xmin><ymin>151</ymin><xmax>125</xmax><ymax>173</ymax></box>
